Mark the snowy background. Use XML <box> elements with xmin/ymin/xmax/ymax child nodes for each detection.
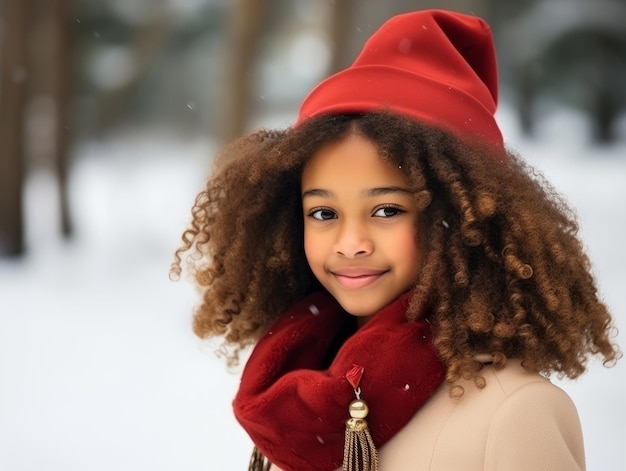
<box><xmin>1</xmin><ymin>105</ymin><xmax>625</xmax><ymax>470</ymax></box>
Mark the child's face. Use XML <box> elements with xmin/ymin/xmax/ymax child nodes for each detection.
<box><xmin>301</xmin><ymin>133</ymin><xmax>421</xmax><ymax>323</ymax></box>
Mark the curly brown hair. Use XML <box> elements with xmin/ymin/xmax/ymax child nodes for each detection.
<box><xmin>171</xmin><ymin>111</ymin><xmax>620</xmax><ymax>390</ymax></box>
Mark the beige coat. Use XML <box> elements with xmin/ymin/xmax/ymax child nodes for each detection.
<box><xmin>379</xmin><ymin>359</ymin><xmax>585</xmax><ymax>470</ymax></box>
<box><xmin>271</xmin><ymin>359</ymin><xmax>585</xmax><ymax>471</ymax></box>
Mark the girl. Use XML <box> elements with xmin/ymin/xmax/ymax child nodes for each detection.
<box><xmin>172</xmin><ymin>9</ymin><xmax>620</xmax><ymax>471</ymax></box>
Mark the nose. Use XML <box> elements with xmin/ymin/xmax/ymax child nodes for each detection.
<box><xmin>333</xmin><ymin>220</ymin><xmax>374</xmax><ymax>258</ymax></box>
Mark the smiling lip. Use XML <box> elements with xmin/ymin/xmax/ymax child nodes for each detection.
<box><xmin>331</xmin><ymin>268</ymin><xmax>388</xmax><ymax>289</ymax></box>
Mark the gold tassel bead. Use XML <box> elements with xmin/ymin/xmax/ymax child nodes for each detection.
<box><xmin>348</xmin><ymin>399</ymin><xmax>369</xmax><ymax>419</ymax></box>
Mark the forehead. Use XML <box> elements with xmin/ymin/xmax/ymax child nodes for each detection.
<box><xmin>302</xmin><ymin>134</ymin><xmax>407</xmax><ymax>189</ymax></box>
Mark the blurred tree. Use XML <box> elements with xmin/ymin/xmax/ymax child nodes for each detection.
<box><xmin>219</xmin><ymin>0</ymin><xmax>358</xmax><ymax>142</ymax></box>
<box><xmin>92</xmin><ymin>9</ymin><xmax>176</xmax><ymax>133</ymax></box>
<box><xmin>515</xmin><ymin>26</ymin><xmax>626</xmax><ymax>143</ymax></box>
<box><xmin>70</xmin><ymin>1</ymin><xmax>224</xmax><ymax>137</ymax></box>
<box><xmin>219</xmin><ymin>0</ymin><xmax>273</xmax><ymax>143</ymax></box>
<box><xmin>494</xmin><ymin>0</ymin><xmax>626</xmax><ymax>144</ymax></box>
<box><xmin>0</xmin><ymin>0</ymin><xmax>28</xmax><ymax>256</ymax></box>
<box><xmin>43</xmin><ymin>0</ymin><xmax>73</xmax><ymax>237</ymax></box>
<box><xmin>327</xmin><ymin>0</ymin><xmax>354</xmax><ymax>74</ymax></box>
<box><xmin>0</xmin><ymin>0</ymin><xmax>74</xmax><ymax>256</ymax></box>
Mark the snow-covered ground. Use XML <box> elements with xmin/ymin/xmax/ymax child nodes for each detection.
<box><xmin>1</xmin><ymin>107</ymin><xmax>625</xmax><ymax>470</ymax></box>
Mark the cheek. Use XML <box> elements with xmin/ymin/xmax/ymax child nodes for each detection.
<box><xmin>394</xmin><ymin>225</ymin><xmax>422</xmax><ymax>272</ymax></box>
<box><xmin>303</xmin><ymin>228</ymin><xmax>322</xmax><ymax>269</ymax></box>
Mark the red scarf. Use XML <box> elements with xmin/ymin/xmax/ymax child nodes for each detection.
<box><xmin>233</xmin><ymin>291</ymin><xmax>445</xmax><ymax>471</ymax></box>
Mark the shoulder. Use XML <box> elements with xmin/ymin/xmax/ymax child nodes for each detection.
<box><xmin>484</xmin><ymin>363</ymin><xmax>585</xmax><ymax>471</ymax></box>
<box><xmin>379</xmin><ymin>360</ymin><xmax>585</xmax><ymax>471</ymax></box>
<box><xmin>486</xmin><ymin>361</ymin><xmax>582</xmax><ymax>436</ymax></box>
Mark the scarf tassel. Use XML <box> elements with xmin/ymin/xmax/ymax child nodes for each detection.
<box><xmin>247</xmin><ymin>398</ymin><xmax>380</xmax><ymax>471</ymax></box>
<box><xmin>248</xmin><ymin>446</ymin><xmax>271</xmax><ymax>471</ymax></box>
<box><xmin>342</xmin><ymin>399</ymin><xmax>379</xmax><ymax>471</ymax></box>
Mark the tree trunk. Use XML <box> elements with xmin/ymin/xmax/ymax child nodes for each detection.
<box><xmin>0</xmin><ymin>0</ymin><xmax>29</xmax><ymax>256</ymax></box>
<box><xmin>327</xmin><ymin>0</ymin><xmax>354</xmax><ymax>74</ymax></box>
<box><xmin>219</xmin><ymin>0</ymin><xmax>273</xmax><ymax>143</ymax></box>
<box><xmin>48</xmin><ymin>0</ymin><xmax>73</xmax><ymax>237</ymax></box>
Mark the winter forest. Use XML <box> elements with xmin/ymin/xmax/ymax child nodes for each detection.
<box><xmin>1</xmin><ymin>0</ymin><xmax>625</xmax><ymax>469</ymax></box>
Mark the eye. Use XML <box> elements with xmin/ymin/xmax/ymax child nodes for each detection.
<box><xmin>373</xmin><ymin>205</ymin><xmax>404</xmax><ymax>218</ymax></box>
<box><xmin>309</xmin><ymin>208</ymin><xmax>337</xmax><ymax>221</ymax></box>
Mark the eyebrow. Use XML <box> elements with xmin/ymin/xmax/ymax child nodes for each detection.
<box><xmin>301</xmin><ymin>188</ymin><xmax>332</xmax><ymax>199</ymax></box>
<box><xmin>365</xmin><ymin>186</ymin><xmax>412</xmax><ymax>197</ymax></box>
<box><xmin>301</xmin><ymin>186</ymin><xmax>412</xmax><ymax>199</ymax></box>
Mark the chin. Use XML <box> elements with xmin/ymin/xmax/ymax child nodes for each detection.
<box><xmin>337</xmin><ymin>299</ymin><xmax>380</xmax><ymax>318</ymax></box>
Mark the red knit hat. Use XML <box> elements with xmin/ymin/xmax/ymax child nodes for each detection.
<box><xmin>297</xmin><ymin>9</ymin><xmax>503</xmax><ymax>147</ymax></box>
